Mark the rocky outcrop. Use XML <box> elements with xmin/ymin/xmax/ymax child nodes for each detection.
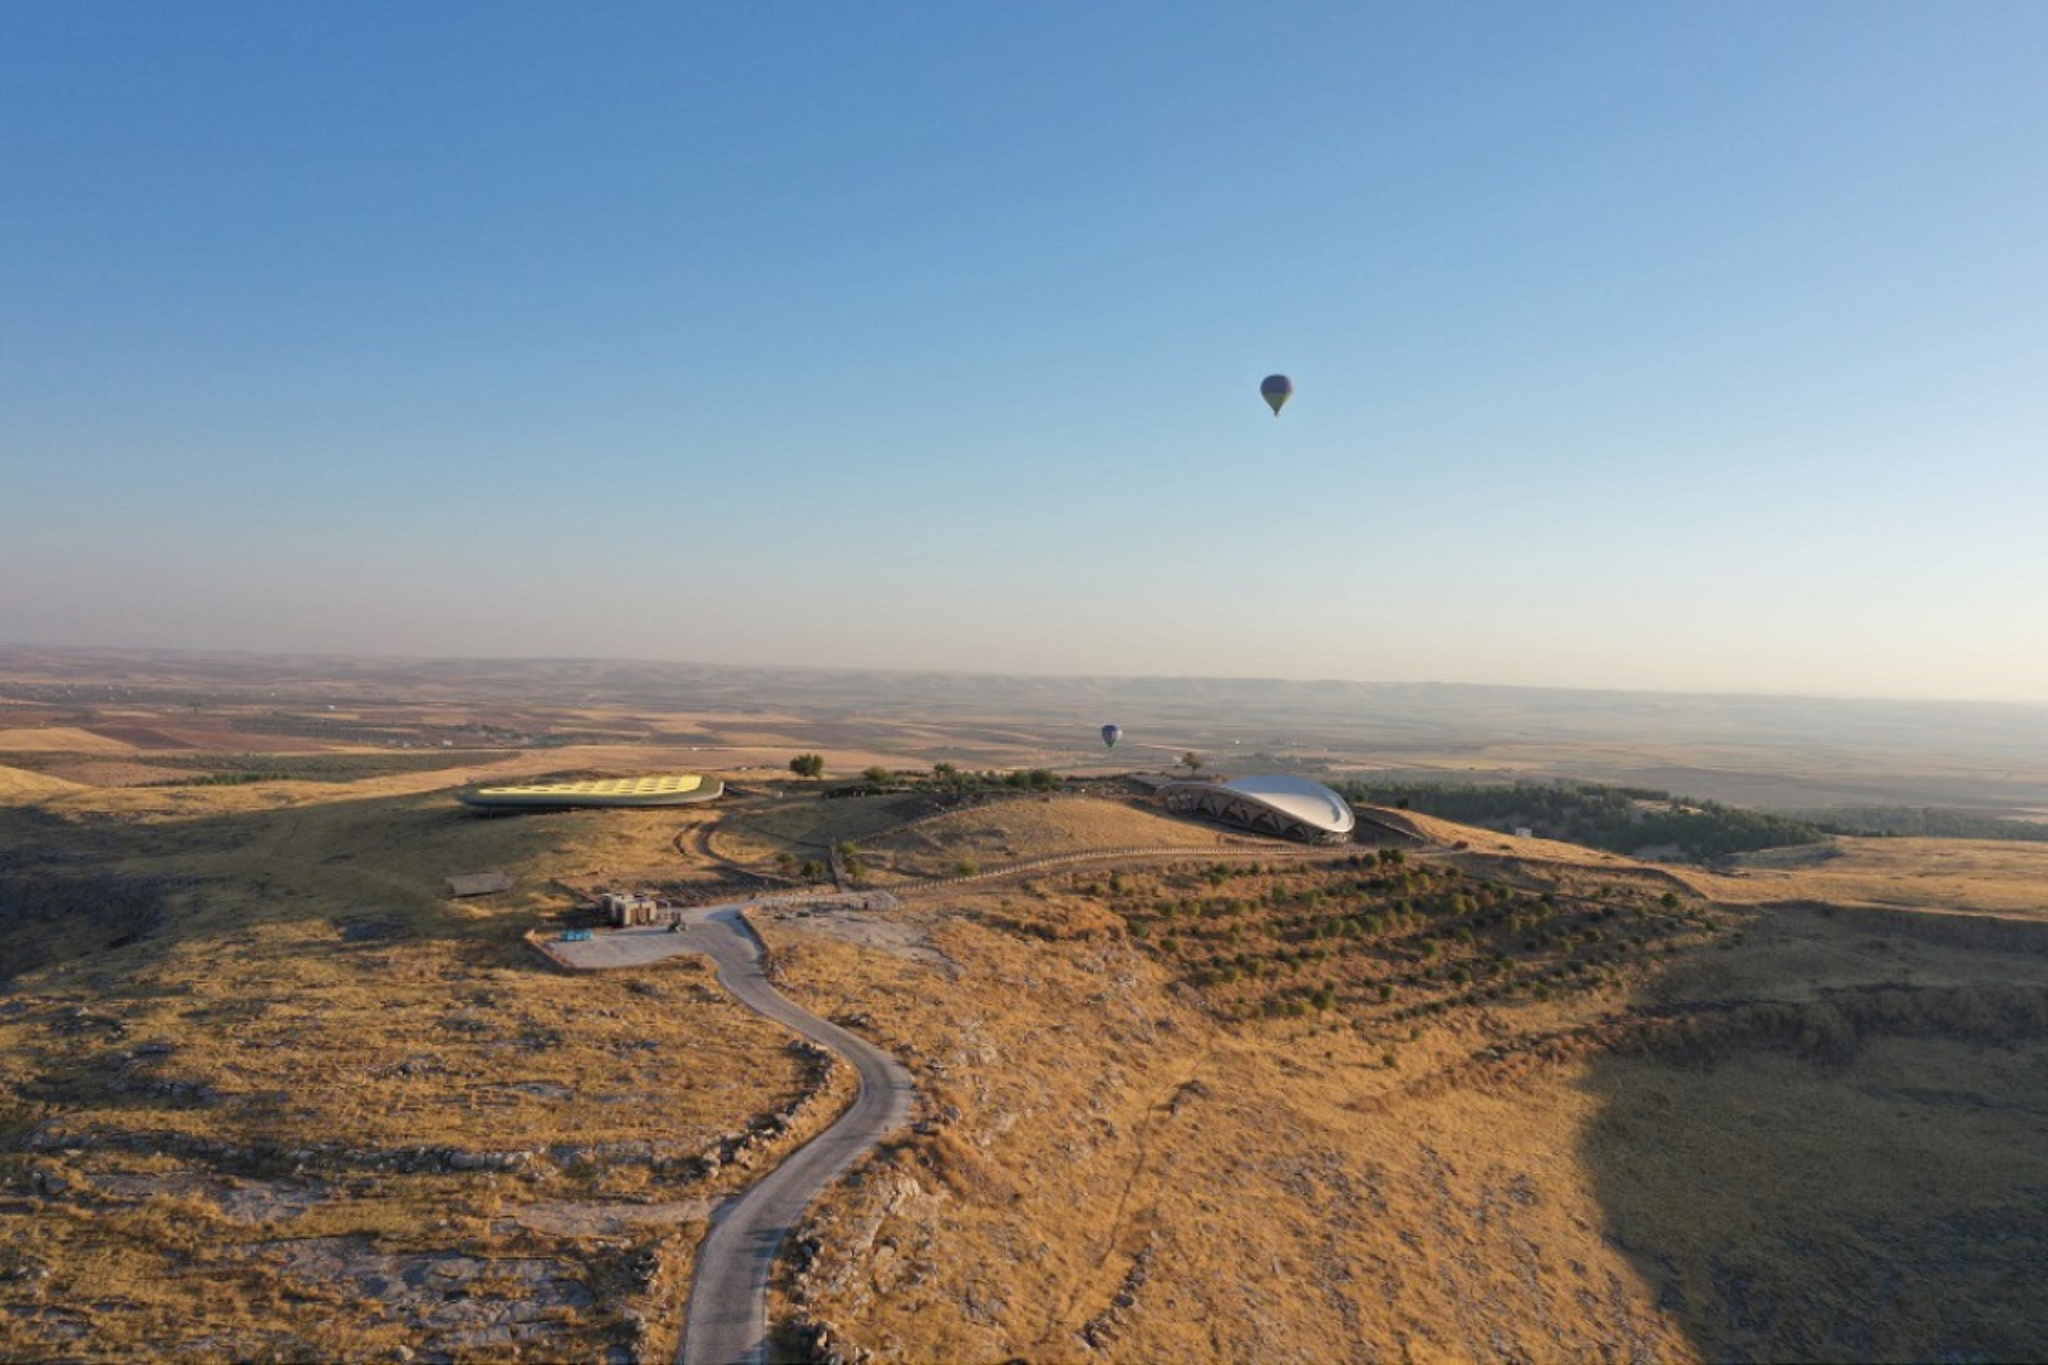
<box><xmin>1079</xmin><ymin>1241</ymin><xmax>1156</xmax><ymax>1351</ymax></box>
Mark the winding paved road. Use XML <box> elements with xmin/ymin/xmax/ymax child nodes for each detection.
<box><xmin>676</xmin><ymin>908</ymin><xmax>917</xmax><ymax>1365</ymax></box>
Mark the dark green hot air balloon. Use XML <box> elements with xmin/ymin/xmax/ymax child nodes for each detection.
<box><xmin>1260</xmin><ymin>373</ymin><xmax>1294</xmax><ymax>416</ymax></box>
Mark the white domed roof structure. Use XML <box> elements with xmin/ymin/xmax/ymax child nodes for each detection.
<box><xmin>1158</xmin><ymin>774</ymin><xmax>1356</xmax><ymax>842</ymax></box>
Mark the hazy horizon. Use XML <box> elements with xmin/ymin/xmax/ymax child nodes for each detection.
<box><xmin>8</xmin><ymin>637</ymin><xmax>2048</xmax><ymax>717</ymax></box>
<box><xmin>6</xmin><ymin>4</ymin><xmax>2044</xmax><ymax>703</ymax></box>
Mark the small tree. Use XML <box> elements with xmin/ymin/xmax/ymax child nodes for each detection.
<box><xmin>862</xmin><ymin>765</ymin><xmax>894</xmax><ymax>786</ymax></box>
<box><xmin>1181</xmin><ymin>752</ymin><xmax>1204</xmax><ymax>772</ymax></box>
<box><xmin>789</xmin><ymin>753</ymin><xmax>825</xmax><ymax>779</ymax></box>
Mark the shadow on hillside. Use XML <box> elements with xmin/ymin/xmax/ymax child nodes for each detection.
<box><xmin>1578</xmin><ymin>943</ymin><xmax>2048</xmax><ymax>1361</ymax></box>
<box><xmin>0</xmin><ymin>791</ymin><xmax>605</xmax><ymax>984</ymax></box>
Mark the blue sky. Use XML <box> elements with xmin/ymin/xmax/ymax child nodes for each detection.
<box><xmin>4</xmin><ymin>2</ymin><xmax>2044</xmax><ymax>701</ymax></box>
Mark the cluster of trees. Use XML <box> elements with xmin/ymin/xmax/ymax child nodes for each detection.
<box><xmin>804</xmin><ymin>759</ymin><xmax>1066</xmax><ymax>798</ymax></box>
<box><xmin>138</xmin><ymin>751</ymin><xmax>512</xmax><ymax>784</ymax></box>
<box><xmin>146</xmin><ymin>770</ymin><xmax>289</xmax><ymax>787</ymax></box>
<box><xmin>772</xmin><ymin>852</ymin><xmax>831</xmax><ymax>881</ymax></box>
<box><xmin>1338</xmin><ymin>779</ymin><xmax>1829</xmax><ymax>863</ymax></box>
<box><xmin>1798</xmin><ymin>806</ymin><xmax>2048</xmax><ymax>842</ymax></box>
<box><xmin>902</xmin><ymin>762</ymin><xmax>1062</xmax><ymax>792</ymax></box>
<box><xmin>994</xmin><ymin>767</ymin><xmax>1063</xmax><ymax>791</ymax></box>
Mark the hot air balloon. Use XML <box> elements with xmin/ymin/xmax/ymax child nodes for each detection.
<box><xmin>1100</xmin><ymin>724</ymin><xmax>1123</xmax><ymax>750</ymax></box>
<box><xmin>1260</xmin><ymin>373</ymin><xmax>1293</xmax><ymax>417</ymax></box>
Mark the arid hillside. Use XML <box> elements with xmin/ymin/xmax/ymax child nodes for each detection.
<box><xmin>0</xmin><ymin>760</ymin><xmax>842</xmax><ymax>1361</ymax></box>
<box><xmin>3</xmin><ymin>717</ymin><xmax>2046</xmax><ymax>1361</ymax></box>
<box><xmin>763</xmin><ymin>837</ymin><xmax>2048</xmax><ymax>1363</ymax></box>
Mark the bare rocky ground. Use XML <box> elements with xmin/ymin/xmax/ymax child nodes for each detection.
<box><xmin>3</xmin><ymin>1047</ymin><xmax>854</xmax><ymax>1362</ymax></box>
<box><xmin>756</xmin><ymin>897</ymin><xmax>957</xmax><ymax>976</ymax></box>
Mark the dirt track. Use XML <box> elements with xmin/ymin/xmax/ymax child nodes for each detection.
<box><xmin>676</xmin><ymin>908</ymin><xmax>916</xmax><ymax>1365</ymax></box>
<box><xmin>539</xmin><ymin>900</ymin><xmax>918</xmax><ymax>1364</ymax></box>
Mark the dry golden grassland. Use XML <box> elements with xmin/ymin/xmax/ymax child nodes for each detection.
<box><xmin>0</xmin><ymin>762</ymin><xmax>840</xmax><ymax>1361</ymax></box>
<box><xmin>763</xmin><ymin>883</ymin><xmax>1697</xmax><ymax>1363</ymax></box>
<box><xmin>862</xmin><ymin>794</ymin><xmax>1248</xmax><ymax>881</ymax></box>
<box><xmin>0</xmin><ymin>764</ymin><xmax>88</xmax><ymax>803</ymax></box>
<box><xmin>0</xmin><ymin>727</ymin><xmax>137</xmax><ymax>754</ymax></box>
<box><xmin>761</xmin><ymin>838</ymin><xmax>2048</xmax><ymax>1364</ymax></box>
<box><xmin>710</xmin><ymin>792</ymin><xmax>939</xmax><ymax>872</ymax></box>
<box><xmin>1394</xmin><ymin>808</ymin><xmax>1648</xmax><ymax>870</ymax></box>
<box><xmin>710</xmin><ymin>789</ymin><xmax>1251</xmax><ymax>890</ymax></box>
<box><xmin>1702</xmin><ymin>835</ymin><xmax>2048</xmax><ymax>918</ymax></box>
<box><xmin>7</xmin><ymin>685</ymin><xmax>2048</xmax><ymax>1363</ymax></box>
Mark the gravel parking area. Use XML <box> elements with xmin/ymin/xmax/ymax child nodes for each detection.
<box><xmin>546</xmin><ymin>923</ymin><xmax>708</xmax><ymax>970</ymax></box>
<box><xmin>545</xmin><ymin>894</ymin><xmax>903</xmax><ymax>971</ymax></box>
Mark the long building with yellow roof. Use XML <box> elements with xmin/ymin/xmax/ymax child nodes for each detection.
<box><xmin>457</xmin><ymin>773</ymin><xmax>723</xmax><ymax>810</ymax></box>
